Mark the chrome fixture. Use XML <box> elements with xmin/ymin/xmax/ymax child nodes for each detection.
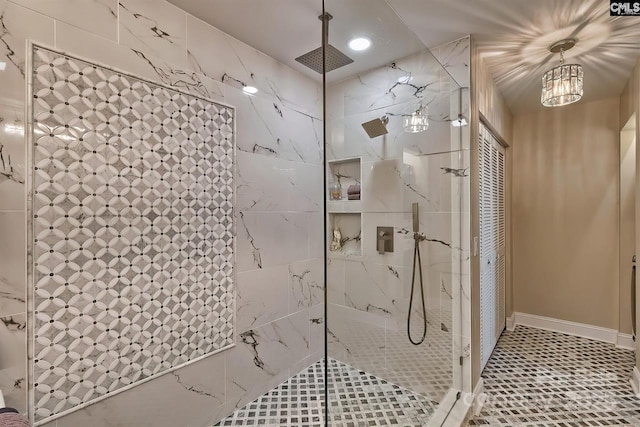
<box><xmin>376</xmin><ymin>226</ymin><xmax>394</xmax><ymax>254</ymax></box>
<box><xmin>404</xmin><ymin>105</ymin><xmax>429</xmax><ymax>133</ymax></box>
<box><xmin>362</xmin><ymin>115</ymin><xmax>389</xmax><ymax>138</ymax></box>
<box><xmin>541</xmin><ymin>38</ymin><xmax>583</xmax><ymax>107</ymax></box>
<box><xmin>295</xmin><ymin>13</ymin><xmax>354</xmax><ymax>74</ymax></box>
<box><xmin>451</xmin><ymin>113</ymin><xmax>468</xmax><ymax>127</ymax></box>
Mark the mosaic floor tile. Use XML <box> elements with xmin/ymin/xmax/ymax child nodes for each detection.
<box><xmin>468</xmin><ymin>325</ymin><xmax>640</xmax><ymax>426</ymax></box>
<box><xmin>215</xmin><ymin>358</ymin><xmax>438</xmax><ymax>426</ymax></box>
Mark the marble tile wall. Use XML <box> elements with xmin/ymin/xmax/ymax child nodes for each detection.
<box><xmin>325</xmin><ymin>38</ymin><xmax>471</xmax><ymax>402</ymax></box>
<box><xmin>0</xmin><ymin>0</ymin><xmax>323</xmax><ymax>426</ymax></box>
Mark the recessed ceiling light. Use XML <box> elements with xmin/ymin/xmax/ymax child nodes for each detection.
<box><xmin>243</xmin><ymin>86</ymin><xmax>258</xmax><ymax>95</ymax></box>
<box><xmin>0</xmin><ymin>62</ymin><xmax>6</xmax><ymax>71</ymax></box>
<box><xmin>348</xmin><ymin>37</ymin><xmax>371</xmax><ymax>51</ymax></box>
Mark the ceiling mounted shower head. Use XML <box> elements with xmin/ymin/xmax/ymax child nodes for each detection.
<box><xmin>294</xmin><ymin>13</ymin><xmax>354</xmax><ymax>74</ymax></box>
<box><xmin>361</xmin><ymin>116</ymin><xmax>389</xmax><ymax>139</ymax></box>
<box><xmin>295</xmin><ymin>45</ymin><xmax>354</xmax><ymax>74</ymax></box>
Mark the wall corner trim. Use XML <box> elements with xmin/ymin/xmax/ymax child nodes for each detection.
<box><xmin>512</xmin><ymin>312</ymin><xmax>626</xmax><ymax>346</ymax></box>
<box><xmin>471</xmin><ymin>378</ymin><xmax>486</xmax><ymax>417</ymax></box>
<box><xmin>617</xmin><ymin>333</ymin><xmax>635</xmax><ymax>350</ymax></box>
<box><xmin>506</xmin><ymin>313</ymin><xmax>516</xmax><ymax>331</ymax></box>
<box><xmin>630</xmin><ymin>366</ymin><xmax>640</xmax><ymax>398</ymax></box>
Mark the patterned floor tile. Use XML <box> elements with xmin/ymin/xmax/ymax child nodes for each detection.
<box><xmin>215</xmin><ymin>358</ymin><xmax>438</xmax><ymax>426</ymax></box>
<box><xmin>468</xmin><ymin>326</ymin><xmax>640</xmax><ymax>426</ymax></box>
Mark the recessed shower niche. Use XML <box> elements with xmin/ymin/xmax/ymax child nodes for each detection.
<box><xmin>327</xmin><ymin>157</ymin><xmax>361</xmax><ymax>211</ymax></box>
<box><xmin>328</xmin><ymin>212</ymin><xmax>362</xmax><ymax>258</ymax></box>
<box><xmin>28</xmin><ymin>45</ymin><xmax>235</xmax><ymax>424</ymax></box>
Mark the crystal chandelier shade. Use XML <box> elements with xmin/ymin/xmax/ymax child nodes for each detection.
<box><xmin>541</xmin><ymin>40</ymin><xmax>584</xmax><ymax>107</ymax></box>
<box><xmin>403</xmin><ymin>106</ymin><xmax>429</xmax><ymax>133</ymax></box>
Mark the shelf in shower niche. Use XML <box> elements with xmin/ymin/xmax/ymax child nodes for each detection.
<box><xmin>328</xmin><ymin>157</ymin><xmax>361</xmax><ymax>203</ymax></box>
<box><xmin>327</xmin><ymin>252</ymin><xmax>364</xmax><ymax>260</ymax></box>
<box><xmin>328</xmin><ymin>212</ymin><xmax>362</xmax><ymax>257</ymax></box>
<box><xmin>327</xmin><ymin>199</ymin><xmax>362</xmax><ymax>213</ymax></box>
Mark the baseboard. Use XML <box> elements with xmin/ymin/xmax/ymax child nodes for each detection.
<box><xmin>506</xmin><ymin>313</ymin><xmax>516</xmax><ymax>331</ymax></box>
<box><xmin>631</xmin><ymin>366</ymin><xmax>640</xmax><ymax>398</ymax></box>
<box><xmin>512</xmin><ymin>312</ymin><xmax>630</xmax><ymax>346</ymax></box>
<box><xmin>472</xmin><ymin>378</ymin><xmax>487</xmax><ymax>417</ymax></box>
<box><xmin>617</xmin><ymin>333</ymin><xmax>635</xmax><ymax>350</ymax></box>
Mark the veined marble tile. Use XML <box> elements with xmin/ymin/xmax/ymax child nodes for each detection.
<box><xmin>288</xmin><ymin>258</ymin><xmax>323</xmax><ymax>312</ymax></box>
<box><xmin>12</xmin><ymin>0</ymin><xmax>117</xmax><ymax>41</ymax></box>
<box><xmin>186</xmin><ymin>14</ymin><xmax>322</xmax><ymax>120</ymax></box>
<box><xmin>361</xmin><ymin>159</ymin><xmax>405</xmax><ymax>213</ymax></box>
<box><xmin>225</xmin><ymin>86</ymin><xmax>322</xmax><ymax>165</ymax></box>
<box><xmin>327</xmin><ymin>257</ymin><xmax>345</xmax><ymax>305</ymax></box>
<box><xmin>402</xmin><ymin>150</ymin><xmax>469</xmax><ymax>213</ymax></box>
<box><xmin>432</xmin><ymin>37</ymin><xmax>470</xmax><ymax>88</ymax></box>
<box><xmin>289</xmin><ymin>161</ymin><xmax>323</xmax><ymax>212</ymax></box>
<box><xmin>236</xmin><ymin>150</ymin><xmax>291</xmax><ymax>213</ymax></box>
<box><xmin>55</xmin><ymin>21</ymin><xmax>224</xmax><ymax>101</ymax></box>
<box><xmin>308</xmin><ymin>212</ymin><xmax>324</xmax><ymax>260</ymax></box>
<box><xmin>236</xmin><ymin>265</ymin><xmax>289</xmax><ymax>333</ymax></box>
<box><xmin>344</xmin><ymin>260</ymin><xmax>403</xmax><ymax>319</ymax></box>
<box><xmin>309</xmin><ymin>303</ymin><xmax>324</xmax><ymax>358</ymax></box>
<box><xmin>326</xmin><ymin>303</ymin><xmax>386</xmax><ymax>375</ymax></box>
<box><xmin>119</xmin><ymin>0</ymin><xmax>187</xmax><ymax>67</ymax></box>
<box><xmin>225</xmin><ymin>310</ymin><xmax>309</xmax><ymax>411</ymax></box>
<box><xmin>236</xmin><ymin>152</ymin><xmax>322</xmax><ymax>214</ymax></box>
<box><xmin>0</xmin><ymin>313</ymin><xmax>25</xmax><ymax>413</ymax></box>
<box><xmin>0</xmin><ymin>0</ymin><xmax>54</xmax><ymax>106</ymax></box>
<box><xmin>0</xmin><ymin>212</ymin><xmax>25</xmax><ymax>317</ymax></box>
<box><xmin>53</xmin><ymin>352</ymin><xmax>226</xmax><ymax>427</ymax></box>
<box><xmin>338</xmin><ymin>51</ymin><xmax>445</xmax><ymax>117</ymax></box>
<box><xmin>236</xmin><ymin>211</ymin><xmax>309</xmax><ymax>272</ymax></box>
<box><xmin>0</xmin><ymin>103</ymin><xmax>25</xmax><ymax>210</ymax></box>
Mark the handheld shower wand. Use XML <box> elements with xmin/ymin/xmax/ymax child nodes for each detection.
<box><xmin>408</xmin><ymin>202</ymin><xmax>427</xmax><ymax>345</ymax></box>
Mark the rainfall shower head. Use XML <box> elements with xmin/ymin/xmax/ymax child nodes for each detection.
<box><xmin>361</xmin><ymin>116</ymin><xmax>389</xmax><ymax>139</ymax></box>
<box><xmin>295</xmin><ymin>13</ymin><xmax>354</xmax><ymax>74</ymax></box>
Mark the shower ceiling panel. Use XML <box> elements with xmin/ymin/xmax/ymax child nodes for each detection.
<box><xmin>28</xmin><ymin>45</ymin><xmax>235</xmax><ymax>424</ymax></box>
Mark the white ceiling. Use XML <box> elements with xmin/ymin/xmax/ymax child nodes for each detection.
<box><xmin>168</xmin><ymin>0</ymin><xmax>640</xmax><ymax>114</ymax></box>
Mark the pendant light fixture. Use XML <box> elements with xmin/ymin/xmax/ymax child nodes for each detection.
<box><xmin>403</xmin><ymin>105</ymin><xmax>429</xmax><ymax>133</ymax></box>
<box><xmin>541</xmin><ymin>38</ymin><xmax>583</xmax><ymax>107</ymax></box>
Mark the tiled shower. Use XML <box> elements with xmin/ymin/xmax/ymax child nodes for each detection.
<box><xmin>0</xmin><ymin>0</ymin><xmax>470</xmax><ymax>426</ymax></box>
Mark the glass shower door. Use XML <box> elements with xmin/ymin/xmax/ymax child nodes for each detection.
<box><xmin>322</xmin><ymin>0</ymin><xmax>467</xmax><ymax>424</ymax></box>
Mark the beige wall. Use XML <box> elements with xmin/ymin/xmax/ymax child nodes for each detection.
<box><xmin>620</xmin><ymin>57</ymin><xmax>640</xmax><ymax>368</ymax></box>
<box><xmin>478</xmin><ymin>57</ymin><xmax>513</xmax><ymax>143</ymax></box>
<box><xmin>620</xmin><ymin>128</ymin><xmax>635</xmax><ymax>335</ymax></box>
<box><xmin>512</xmin><ymin>97</ymin><xmax>620</xmax><ymax>330</ymax></box>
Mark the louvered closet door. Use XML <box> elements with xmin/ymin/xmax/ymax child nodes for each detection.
<box><xmin>479</xmin><ymin>123</ymin><xmax>506</xmax><ymax>371</ymax></box>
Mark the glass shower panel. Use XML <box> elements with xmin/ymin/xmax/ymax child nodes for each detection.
<box><xmin>323</xmin><ymin>1</ymin><xmax>464</xmax><ymax>424</ymax></box>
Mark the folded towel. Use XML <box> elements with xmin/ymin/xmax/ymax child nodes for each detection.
<box><xmin>347</xmin><ymin>194</ymin><xmax>360</xmax><ymax>200</ymax></box>
<box><xmin>0</xmin><ymin>411</ymin><xmax>30</xmax><ymax>427</ymax></box>
<box><xmin>347</xmin><ymin>184</ymin><xmax>361</xmax><ymax>195</ymax></box>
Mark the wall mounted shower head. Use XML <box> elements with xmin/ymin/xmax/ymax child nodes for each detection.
<box><xmin>361</xmin><ymin>115</ymin><xmax>389</xmax><ymax>139</ymax></box>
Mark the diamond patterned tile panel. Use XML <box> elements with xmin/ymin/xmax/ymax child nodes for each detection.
<box><xmin>29</xmin><ymin>45</ymin><xmax>235</xmax><ymax>423</ymax></box>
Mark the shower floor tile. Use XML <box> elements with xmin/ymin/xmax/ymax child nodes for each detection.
<box><xmin>214</xmin><ymin>358</ymin><xmax>438</xmax><ymax>426</ymax></box>
<box><xmin>468</xmin><ymin>325</ymin><xmax>640</xmax><ymax>426</ymax></box>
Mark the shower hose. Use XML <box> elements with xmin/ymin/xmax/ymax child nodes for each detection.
<box><xmin>408</xmin><ymin>232</ymin><xmax>427</xmax><ymax>345</ymax></box>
